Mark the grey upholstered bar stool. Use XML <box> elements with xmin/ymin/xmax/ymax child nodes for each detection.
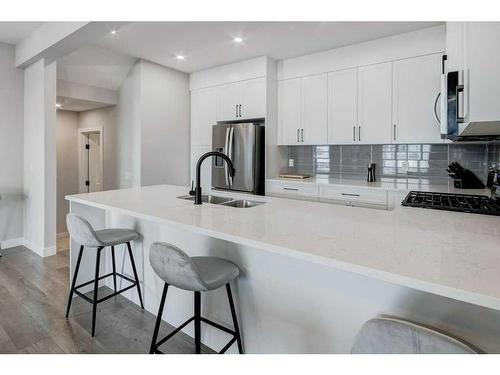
<box><xmin>351</xmin><ymin>317</ymin><xmax>481</xmax><ymax>354</ymax></box>
<box><xmin>65</xmin><ymin>213</ymin><xmax>144</xmax><ymax>337</ymax></box>
<box><xmin>149</xmin><ymin>241</ymin><xmax>243</xmax><ymax>354</ymax></box>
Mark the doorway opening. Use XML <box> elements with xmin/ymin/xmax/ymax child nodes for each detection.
<box><xmin>78</xmin><ymin>128</ymin><xmax>103</xmax><ymax>193</ymax></box>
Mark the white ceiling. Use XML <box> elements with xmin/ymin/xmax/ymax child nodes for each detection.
<box><xmin>57</xmin><ymin>96</ymin><xmax>115</xmax><ymax>112</ymax></box>
<box><xmin>96</xmin><ymin>21</ymin><xmax>444</xmax><ymax>73</ymax></box>
<box><xmin>0</xmin><ymin>22</ymin><xmax>42</xmax><ymax>45</ymax></box>
<box><xmin>57</xmin><ymin>45</ymin><xmax>137</xmax><ymax>90</ymax></box>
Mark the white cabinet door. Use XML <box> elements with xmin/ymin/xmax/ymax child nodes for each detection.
<box><xmin>328</xmin><ymin>68</ymin><xmax>358</xmax><ymax>144</ymax></box>
<box><xmin>392</xmin><ymin>54</ymin><xmax>442</xmax><ymax>144</ymax></box>
<box><xmin>301</xmin><ymin>74</ymin><xmax>327</xmax><ymax>145</ymax></box>
<box><xmin>278</xmin><ymin>78</ymin><xmax>302</xmax><ymax>145</ymax></box>
<box><xmin>191</xmin><ymin>87</ymin><xmax>217</xmax><ymax>146</ymax></box>
<box><xmin>242</xmin><ymin>78</ymin><xmax>266</xmax><ymax>119</ymax></box>
<box><xmin>357</xmin><ymin>62</ymin><xmax>393</xmax><ymax>144</ymax></box>
<box><xmin>217</xmin><ymin>83</ymin><xmax>241</xmax><ymax>121</ymax></box>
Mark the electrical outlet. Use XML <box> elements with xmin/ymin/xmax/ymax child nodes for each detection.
<box><xmin>288</xmin><ymin>158</ymin><xmax>294</xmax><ymax>167</ymax></box>
<box><xmin>401</xmin><ymin>161</ymin><xmax>409</xmax><ymax>172</ymax></box>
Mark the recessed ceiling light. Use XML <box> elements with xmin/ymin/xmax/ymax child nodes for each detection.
<box><xmin>176</xmin><ymin>55</ymin><xmax>185</xmax><ymax>60</ymax></box>
<box><xmin>110</xmin><ymin>30</ymin><xmax>117</xmax><ymax>35</ymax></box>
<box><xmin>233</xmin><ymin>37</ymin><xmax>243</xmax><ymax>43</ymax></box>
<box><xmin>55</xmin><ymin>103</ymin><xmax>61</xmax><ymax>108</ymax></box>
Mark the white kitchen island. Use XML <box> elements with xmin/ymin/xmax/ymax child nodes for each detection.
<box><xmin>67</xmin><ymin>184</ymin><xmax>500</xmax><ymax>353</ymax></box>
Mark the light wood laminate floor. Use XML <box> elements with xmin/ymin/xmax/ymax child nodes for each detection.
<box><xmin>0</xmin><ymin>246</ymin><xmax>212</xmax><ymax>354</ymax></box>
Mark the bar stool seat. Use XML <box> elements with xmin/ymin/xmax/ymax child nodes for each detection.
<box><xmin>149</xmin><ymin>242</ymin><xmax>243</xmax><ymax>354</ymax></box>
<box><xmin>94</xmin><ymin>228</ymin><xmax>140</xmax><ymax>246</ymax></box>
<box><xmin>189</xmin><ymin>257</ymin><xmax>239</xmax><ymax>290</ymax></box>
<box><xmin>65</xmin><ymin>214</ymin><xmax>144</xmax><ymax>337</ymax></box>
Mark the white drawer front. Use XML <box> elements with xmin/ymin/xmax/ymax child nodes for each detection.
<box><xmin>266</xmin><ymin>181</ymin><xmax>319</xmax><ymax>200</ymax></box>
<box><xmin>319</xmin><ymin>185</ymin><xmax>388</xmax><ymax>208</ymax></box>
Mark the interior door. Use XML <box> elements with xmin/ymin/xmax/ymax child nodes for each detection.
<box><xmin>328</xmin><ymin>68</ymin><xmax>358</xmax><ymax>144</ymax></box>
<box><xmin>357</xmin><ymin>62</ymin><xmax>393</xmax><ymax>144</ymax></box>
<box><xmin>301</xmin><ymin>74</ymin><xmax>328</xmax><ymax>145</ymax></box>
<box><xmin>278</xmin><ymin>78</ymin><xmax>301</xmax><ymax>145</ymax></box>
<box><xmin>392</xmin><ymin>53</ymin><xmax>442</xmax><ymax>143</ymax></box>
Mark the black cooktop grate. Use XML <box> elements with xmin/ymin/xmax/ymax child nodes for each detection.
<box><xmin>401</xmin><ymin>191</ymin><xmax>500</xmax><ymax>216</ymax></box>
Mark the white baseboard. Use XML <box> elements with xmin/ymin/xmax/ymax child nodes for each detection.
<box><xmin>0</xmin><ymin>237</ymin><xmax>24</xmax><ymax>250</ymax></box>
<box><xmin>57</xmin><ymin>232</ymin><xmax>69</xmax><ymax>240</ymax></box>
<box><xmin>23</xmin><ymin>239</ymin><xmax>57</xmax><ymax>257</ymax></box>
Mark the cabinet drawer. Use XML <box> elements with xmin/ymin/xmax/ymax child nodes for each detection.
<box><xmin>266</xmin><ymin>181</ymin><xmax>319</xmax><ymax>200</ymax></box>
<box><xmin>318</xmin><ymin>185</ymin><xmax>388</xmax><ymax>209</ymax></box>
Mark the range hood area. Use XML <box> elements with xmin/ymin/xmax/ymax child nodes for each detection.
<box><xmin>440</xmin><ymin>22</ymin><xmax>500</xmax><ymax>141</ymax></box>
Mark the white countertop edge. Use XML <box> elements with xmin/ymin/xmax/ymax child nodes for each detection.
<box><xmin>67</xmin><ymin>195</ymin><xmax>500</xmax><ymax>312</ymax></box>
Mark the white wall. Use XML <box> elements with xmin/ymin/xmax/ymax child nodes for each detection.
<box><xmin>0</xmin><ymin>43</ymin><xmax>24</xmax><ymax>249</ymax></box>
<box><xmin>56</xmin><ymin>110</ymin><xmax>78</xmax><ymax>234</ymax></box>
<box><xmin>117</xmin><ymin>59</ymin><xmax>190</xmax><ymax>188</ymax></box>
<box><xmin>23</xmin><ymin>58</ymin><xmax>57</xmax><ymax>257</ymax></box>
<box><xmin>79</xmin><ymin>106</ymin><xmax>118</xmax><ymax>190</ymax></box>
<box><xmin>118</xmin><ymin>62</ymin><xmax>141</xmax><ymax>188</ymax></box>
<box><xmin>140</xmin><ymin>60</ymin><xmax>190</xmax><ymax>187</ymax></box>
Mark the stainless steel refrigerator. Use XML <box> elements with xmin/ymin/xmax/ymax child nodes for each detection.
<box><xmin>212</xmin><ymin>122</ymin><xmax>265</xmax><ymax>195</ymax></box>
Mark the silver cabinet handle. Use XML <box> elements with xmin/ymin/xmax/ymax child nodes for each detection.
<box><xmin>239</xmin><ymin>104</ymin><xmax>242</xmax><ymax>118</ymax></box>
<box><xmin>297</xmin><ymin>129</ymin><xmax>300</xmax><ymax>143</ymax></box>
<box><xmin>433</xmin><ymin>92</ymin><xmax>441</xmax><ymax>126</ymax></box>
<box><xmin>358</xmin><ymin>126</ymin><xmax>361</xmax><ymax>142</ymax></box>
<box><xmin>301</xmin><ymin>129</ymin><xmax>304</xmax><ymax>142</ymax></box>
<box><xmin>393</xmin><ymin>124</ymin><xmax>396</xmax><ymax>141</ymax></box>
<box><xmin>283</xmin><ymin>187</ymin><xmax>299</xmax><ymax>191</ymax></box>
<box><xmin>235</xmin><ymin>105</ymin><xmax>238</xmax><ymax>118</ymax></box>
<box><xmin>353</xmin><ymin>126</ymin><xmax>356</xmax><ymax>141</ymax></box>
<box><xmin>341</xmin><ymin>193</ymin><xmax>360</xmax><ymax>197</ymax></box>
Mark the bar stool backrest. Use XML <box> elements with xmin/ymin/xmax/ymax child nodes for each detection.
<box><xmin>149</xmin><ymin>242</ymin><xmax>207</xmax><ymax>291</ymax></box>
<box><xmin>66</xmin><ymin>214</ymin><xmax>102</xmax><ymax>247</ymax></box>
<box><xmin>351</xmin><ymin>317</ymin><xmax>480</xmax><ymax>354</ymax></box>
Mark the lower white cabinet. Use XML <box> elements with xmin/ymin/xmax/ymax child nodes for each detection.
<box><xmin>318</xmin><ymin>184</ymin><xmax>388</xmax><ymax>210</ymax></box>
<box><xmin>266</xmin><ymin>180</ymin><xmax>390</xmax><ymax>210</ymax></box>
<box><xmin>266</xmin><ymin>180</ymin><xmax>319</xmax><ymax>201</ymax></box>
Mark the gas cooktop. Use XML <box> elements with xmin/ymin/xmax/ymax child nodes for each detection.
<box><xmin>401</xmin><ymin>191</ymin><xmax>500</xmax><ymax>216</ymax></box>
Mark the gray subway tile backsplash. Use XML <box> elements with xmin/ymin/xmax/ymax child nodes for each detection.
<box><xmin>284</xmin><ymin>142</ymin><xmax>500</xmax><ymax>184</ymax></box>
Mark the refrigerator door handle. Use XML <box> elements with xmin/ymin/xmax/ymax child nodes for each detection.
<box><xmin>224</xmin><ymin>127</ymin><xmax>230</xmax><ymax>186</ymax></box>
<box><xmin>228</xmin><ymin>126</ymin><xmax>234</xmax><ymax>187</ymax></box>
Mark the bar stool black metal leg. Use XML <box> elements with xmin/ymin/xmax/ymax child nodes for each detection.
<box><xmin>91</xmin><ymin>247</ymin><xmax>103</xmax><ymax>337</ymax></box>
<box><xmin>194</xmin><ymin>291</ymin><xmax>201</xmax><ymax>354</ymax></box>
<box><xmin>111</xmin><ymin>245</ymin><xmax>117</xmax><ymax>292</ymax></box>
<box><xmin>65</xmin><ymin>245</ymin><xmax>84</xmax><ymax>318</ymax></box>
<box><xmin>226</xmin><ymin>283</ymin><xmax>243</xmax><ymax>354</ymax></box>
<box><xmin>126</xmin><ymin>242</ymin><xmax>144</xmax><ymax>309</ymax></box>
<box><xmin>149</xmin><ymin>283</ymin><xmax>169</xmax><ymax>354</ymax></box>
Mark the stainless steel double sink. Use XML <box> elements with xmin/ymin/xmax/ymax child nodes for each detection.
<box><xmin>177</xmin><ymin>194</ymin><xmax>264</xmax><ymax>208</ymax></box>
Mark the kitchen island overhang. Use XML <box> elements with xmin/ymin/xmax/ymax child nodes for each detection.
<box><xmin>66</xmin><ymin>184</ymin><xmax>500</xmax><ymax>353</ymax></box>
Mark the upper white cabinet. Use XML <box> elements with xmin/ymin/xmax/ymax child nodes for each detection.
<box><xmin>328</xmin><ymin>68</ymin><xmax>358</xmax><ymax>144</ymax></box>
<box><xmin>278</xmin><ymin>74</ymin><xmax>328</xmax><ymax>145</ymax></box>
<box><xmin>191</xmin><ymin>87</ymin><xmax>217</xmax><ymax>146</ymax></box>
<box><xmin>392</xmin><ymin>53</ymin><xmax>442</xmax><ymax>143</ymax></box>
<box><xmin>301</xmin><ymin>74</ymin><xmax>328</xmax><ymax>145</ymax></box>
<box><xmin>278</xmin><ymin>78</ymin><xmax>302</xmax><ymax>144</ymax></box>
<box><xmin>216</xmin><ymin>78</ymin><xmax>266</xmax><ymax>121</ymax></box>
<box><xmin>357</xmin><ymin>62</ymin><xmax>393</xmax><ymax>144</ymax></box>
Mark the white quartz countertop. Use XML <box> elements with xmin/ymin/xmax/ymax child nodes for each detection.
<box><xmin>67</xmin><ymin>184</ymin><xmax>500</xmax><ymax>311</ymax></box>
